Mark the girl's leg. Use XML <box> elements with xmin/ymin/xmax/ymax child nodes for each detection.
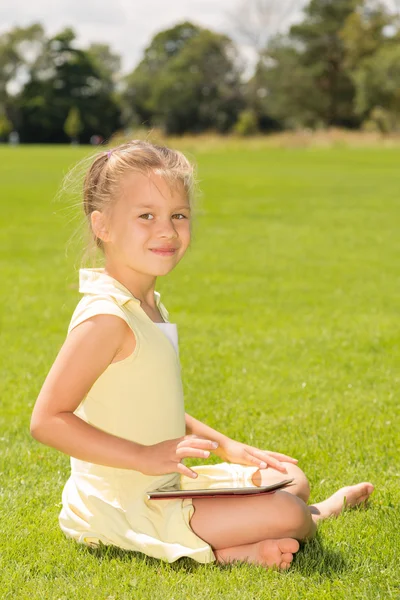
<box><xmin>190</xmin><ymin>490</ymin><xmax>315</xmax><ymax>569</ymax></box>
<box><xmin>190</xmin><ymin>469</ymin><xmax>374</xmax><ymax>570</ymax></box>
<box><xmin>252</xmin><ymin>464</ymin><xmax>374</xmax><ymax>522</ymax></box>
<box><xmin>309</xmin><ymin>482</ymin><xmax>374</xmax><ymax>521</ymax></box>
<box><xmin>207</xmin><ymin>481</ymin><xmax>374</xmax><ymax>569</ymax></box>
<box><xmin>251</xmin><ymin>462</ymin><xmax>311</xmax><ymax>502</ymax></box>
<box><xmin>214</xmin><ymin>538</ymin><xmax>300</xmax><ymax>571</ymax></box>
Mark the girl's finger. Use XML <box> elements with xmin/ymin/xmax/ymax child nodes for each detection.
<box><xmin>264</xmin><ymin>457</ymin><xmax>288</xmax><ymax>473</ymax></box>
<box><xmin>176</xmin><ymin>447</ymin><xmax>211</xmax><ymax>460</ymax></box>
<box><xmin>176</xmin><ymin>462</ymin><xmax>198</xmax><ymax>479</ymax></box>
<box><xmin>177</xmin><ymin>438</ymin><xmax>218</xmax><ymax>451</ymax></box>
<box><xmin>244</xmin><ymin>452</ymin><xmax>269</xmax><ymax>469</ymax></box>
<box><xmin>249</xmin><ymin>450</ymin><xmax>288</xmax><ymax>473</ymax></box>
<box><xmin>265</xmin><ymin>451</ymin><xmax>298</xmax><ymax>463</ymax></box>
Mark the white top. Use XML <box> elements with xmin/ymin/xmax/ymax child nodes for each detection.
<box><xmin>155</xmin><ymin>322</ymin><xmax>179</xmax><ymax>356</ymax></box>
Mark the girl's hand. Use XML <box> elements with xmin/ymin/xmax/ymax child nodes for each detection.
<box><xmin>214</xmin><ymin>437</ymin><xmax>298</xmax><ymax>473</ymax></box>
<box><xmin>139</xmin><ymin>435</ymin><xmax>218</xmax><ymax>479</ymax></box>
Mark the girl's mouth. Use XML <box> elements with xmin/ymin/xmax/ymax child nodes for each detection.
<box><xmin>150</xmin><ymin>248</ymin><xmax>177</xmax><ymax>256</ymax></box>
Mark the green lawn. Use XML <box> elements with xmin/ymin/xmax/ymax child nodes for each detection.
<box><xmin>1</xmin><ymin>144</ymin><xmax>399</xmax><ymax>599</ymax></box>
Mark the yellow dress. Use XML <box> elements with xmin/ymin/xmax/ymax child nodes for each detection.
<box><xmin>59</xmin><ymin>268</ymin><xmax>258</xmax><ymax>563</ymax></box>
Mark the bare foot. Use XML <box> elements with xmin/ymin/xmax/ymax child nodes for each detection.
<box><xmin>215</xmin><ymin>538</ymin><xmax>300</xmax><ymax>570</ymax></box>
<box><xmin>310</xmin><ymin>482</ymin><xmax>374</xmax><ymax>522</ymax></box>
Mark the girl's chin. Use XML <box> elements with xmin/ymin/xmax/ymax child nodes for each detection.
<box><xmin>143</xmin><ymin>263</ymin><xmax>176</xmax><ymax>277</ymax></box>
<box><xmin>149</xmin><ymin>257</ymin><xmax>181</xmax><ymax>275</ymax></box>
<box><xmin>154</xmin><ymin>266</ymin><xmax>177</xmax><ymax>276</ymax></box>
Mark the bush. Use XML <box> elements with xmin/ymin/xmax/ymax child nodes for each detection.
<box><xmin>233</xmin><ymin>109</ymin><xmax>259</xmax><ymax>136</ymax></box>
<box><xmin>362</xmin><ymin>106</ymin><xmax>393</xmax><ymax>134</ymax></box>
<box><xmin>0</xmin><ymin>114</ymin><xmax>13</xmax><ymax>141</ymax></box>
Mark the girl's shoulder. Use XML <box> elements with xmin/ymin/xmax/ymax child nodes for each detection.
<box><xmin>68</xmin><ymin>294</ymin><xmax>130</xmax><ymax>335</ymax></box>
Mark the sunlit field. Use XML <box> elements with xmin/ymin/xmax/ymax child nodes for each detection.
<box><xmin>1</xmin><ymin>143</ymin><xmax>399</xmax><ymax>599</ymax></box>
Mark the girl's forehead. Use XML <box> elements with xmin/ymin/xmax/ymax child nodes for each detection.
<box><xmin>118</xmin><ymin>171</ymin><xmax>188</xmax><ymax>207</ymax></box>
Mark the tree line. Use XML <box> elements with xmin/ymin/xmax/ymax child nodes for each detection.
<box><xmin>1</xmin><ymin>0</ymin><xmax>399</xmax><ymax>143</ymax></box>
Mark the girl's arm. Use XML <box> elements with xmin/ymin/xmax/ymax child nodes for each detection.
<box><xmin>185</xmin><ymin>412</ymin><xmax>298</xmax><ymax>472</ymax></box>
<box><xmin>31</xmin><ymin>315</ymin><xmax>146</xmax><ymax>470</ymax></box>
<box><xmin>31</xmin><ymin>316</ymin><xmax>215</xmax><ymax>477</ymax></box>
<box><xmin>185</xmin><ymin>413</ymin><xmax>229</xmax><ymax>458</ymax></box>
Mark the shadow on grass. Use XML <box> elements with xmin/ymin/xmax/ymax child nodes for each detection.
<box><xmin>84</xmin><ymin>542</ymin><xmax>206</xmax><ymax>573</ymax></box>
<box><xmin>291</xmin><ymin>533</ymin><xmax>348</xmax><ymax>578</ymax></box>
<box><xmin>82</xmin><ymin>531</ymin><xmax>347</xmax><ymax>578</ymax></box>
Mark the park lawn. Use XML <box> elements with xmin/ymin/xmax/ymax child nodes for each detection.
<box><xmin>0</xmin><ymin>143</ymin><xmax>399</xmax><ymax>599</ymax></box>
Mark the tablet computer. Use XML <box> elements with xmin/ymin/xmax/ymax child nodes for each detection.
<box><xmin>147</xmin><ymin>477</ymin><xmax>294</xmax><ymax>500</ymax></box>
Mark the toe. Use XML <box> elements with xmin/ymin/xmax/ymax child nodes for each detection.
<box><xmin>278</xmin><ymin>538</ymin><xmax>300</xmax><ymax>554</ymax></box>
<box><xmin>359</xmin><ymin>482</ymin><xmax>374</xmax><ymax>493</ymax></box>
<box><xmin>357</xmin><ymin>483</ymin><xmax>374</xmax><ymax>502</ymax></box>
<box><xmin>358</xmin><ymin>494</ymin><xmax>372</xmax><ymax>504</ymax></box>
<box><xmin>281</xmin><ymin>552</ymin><xmax>294</xmax><ymax>563</ymax></box>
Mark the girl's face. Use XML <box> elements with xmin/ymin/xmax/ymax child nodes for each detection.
<box><xmin>99</xmin><ymin>171</ymin><xmax>191</xmax><ymax>277</ymax></box>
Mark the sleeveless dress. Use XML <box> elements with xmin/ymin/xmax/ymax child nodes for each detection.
<box><xmin>58</xmin><ymin>268</ymin><xmax>259</xmax><ymax>563</ymax></box>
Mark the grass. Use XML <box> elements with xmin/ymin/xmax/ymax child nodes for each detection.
<box><xmin>1</xmin><ymin>143</ymin><xmax>399</xmax><ymax>599</ymax></box>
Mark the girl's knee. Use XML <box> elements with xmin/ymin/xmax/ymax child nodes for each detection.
<box><xmin>278</xmin><ymin>492</ymin><xmax>314</xmax><ymax>541</ymax></box>
<box><xmin>283</xmin><ymin>462</ymin><xmax>311</xmax><ymax>503</ymax></box>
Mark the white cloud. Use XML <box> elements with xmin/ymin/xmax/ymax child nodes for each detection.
<box><xmin>0</xmin><ymin>0</ymin><xmax>125</xmax><ymax>26</ymax></box>
<box><xmin>0</xmin><ymin>0</ymin><xmax>240</xmax><ymax>72</ymax></box>
<box><xmin>14</xmin><ymin>0</ymin><xmax>385</xmax><ymax>74</ymax></box>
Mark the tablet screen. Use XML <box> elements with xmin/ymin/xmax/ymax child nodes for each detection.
<box><xmin>148</xmin><ymin>477</ymin><xmax>294</xmax><ymax>499</ymax></box>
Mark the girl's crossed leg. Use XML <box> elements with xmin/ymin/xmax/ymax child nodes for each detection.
<box><xmin>189</xmin><ymin>462</ymin><xmax>374</xmax><ymax>570</ymax></box>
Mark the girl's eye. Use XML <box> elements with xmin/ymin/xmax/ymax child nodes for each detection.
<box><xmin>138</xmin><ymin>213</ymin><xmax>188</xmax><ymax>220</ymax></box>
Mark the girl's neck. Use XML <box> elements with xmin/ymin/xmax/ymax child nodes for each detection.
<box><xmin>104</xmin><ymin>262</ymin><xmax>158</xmax><ymax>308</ymax></box>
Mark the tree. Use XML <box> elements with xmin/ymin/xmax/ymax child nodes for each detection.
<box><xmin>250</xmin><ymin>0</ymin><xmax>387</xmax><ymax>129</ymax></box>
<box><xmin>227</xmin><ymin>0</ymin><xmax>307</xmax><ymax>56</ymax></box>
<box><xmin>0</xmin><ymin>23</ymin><xmax>45</xmax><ymax>96</ymax></box>
<box><xmin>340</xmin><ymin>1</ymin><xmax>394</xmax><ymax>69</ymax></box>
<box><xmin>254</xmin><ymin>0</ymin><xmax>400</xmax><ymax>130</ymax></box>
<box><xmin>123</xmin><ymin>22</ymin><xmax>244</xmax><ymax>134</ymax></box>
<box><xmin>87</xmin><ymin>43</ymin><xmax>121</xmax><ymax>84</ymax></box>
<box><xmin>0</xmin><ymin>23</ymin><xmax>45</xmax><ymax>128</ymax></box>
<box><xmin>339</xmin><ymin>1</ymin><xmax>400</xmax><ymax>129</ymax></box>
<box><xmin>0</xmin><ymin>112</ymin><xmax>12</xmax><ymax>140</ymax></box>
<box><xmin>233</xmin><ymin>109</ymin><xmax>259</xmax><ymax>135</ymax></box>
<box><xmin>64</xmin><ymin>106</ymin><xmax>83</xmax><ymax>142</ymax></box>
<box><xmin>17</xmin><ymin>28</ymin><xmax>121</xmax><ymax>143</ymax></box>
<box><xmin>250</xmin><ymin>39</ymin><xmax>327</xmax><ymax>129</ymax></box>
<box><xmin>352</xmin><ymin>43</ymin><xmax>400</xmax><ymax>129</ymax></box>
<box><xmin>152</xmin><ymin>29</ymin><xmax>244</xmax><ymax>134</ymax></box>
<box><xmin>287</xmin><ymin>0</ymin><xmax>361</xmax><ymax>126</ymax></box>
<box><xmin>122</xmin><ymin>22</ymin><xmax>202</xmax><ymax>127</ymax></box>
<box><xmin>227</xmin><ymin>0</ymin><xmax>308</xmax><ymax>131</ymax></box>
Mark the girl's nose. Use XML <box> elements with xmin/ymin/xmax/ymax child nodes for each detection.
<box><xmin>157</xmin><ymin>218</ymin><xmax>178</xmax><ymax>238</ymax></box>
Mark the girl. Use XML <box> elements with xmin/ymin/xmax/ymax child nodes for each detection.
<box><xmin>31</xmin><ymin>140</ymin><xmax>374</xmax><ymax>570</ymax></box>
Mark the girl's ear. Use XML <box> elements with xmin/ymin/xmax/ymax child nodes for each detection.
<box><xmin>91</xmin><ymin>210</ymin><xmax>111</xmax><ymax>243</ymax></box>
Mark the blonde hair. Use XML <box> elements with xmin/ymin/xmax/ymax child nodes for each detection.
<box><xmin>63</xmin><ymin>139</ymin><xmax>196</xmax><ymax>265</ymax></box>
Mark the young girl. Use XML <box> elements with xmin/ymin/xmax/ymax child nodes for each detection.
<box><xmin>31</xmin><ymin>140</ymin><xmax>374</xmax><ymax>570</ymax></box>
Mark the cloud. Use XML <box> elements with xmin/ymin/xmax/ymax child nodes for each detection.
<box><xmin>0</xmin><ymin>0</ymin><xmax>251</xmax><ymax>72</ymax></box>
<box><xmin>0</xmin><ymin>0</ymin><xmax>125</xmax><ymax>27</ymax></box>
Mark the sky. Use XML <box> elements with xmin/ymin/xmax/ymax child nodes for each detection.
<box><xmin>2</xmin><ymin>0</ymin><xmax>397</xmax><ymax>76</ymax></box>
<box><xmin>0</xmin><ymin>0</ymin><xmax>252</xmax><ymax>73</ymax></box>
